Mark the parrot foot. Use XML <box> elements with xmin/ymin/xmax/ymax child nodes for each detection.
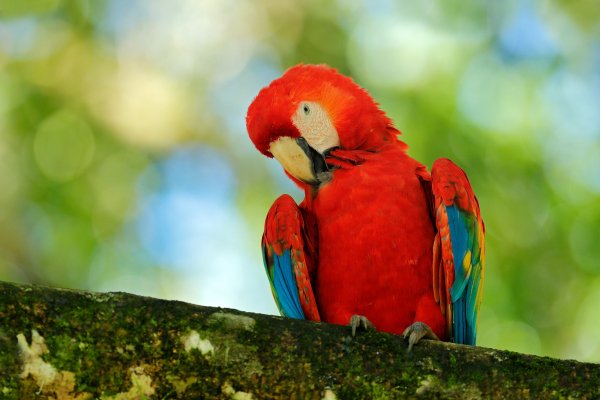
<box><xmin>402</xmin><ymin>321</ymin><xmax>440</xmax><ymax>352</ymax></box>
<box><xmin>349</xmin><ymin>315</ymin><xmax>375</xmax><ymax>337</ymax></box>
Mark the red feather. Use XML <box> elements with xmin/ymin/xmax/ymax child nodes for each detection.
<box><xmin>248</xmin><ymin>64</ymin><xmax>484</xmax><ymax>343</ymax></box>
<box><xmin>310</xmin><ymin>145</ymin><xmax>445</xmax><ymax>338</ymax></box>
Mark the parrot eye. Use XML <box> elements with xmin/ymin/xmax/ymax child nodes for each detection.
<box><xmin>303</xmin><ymin>104</ymin><xmax>310</xmax><ymax>115</ymax></box>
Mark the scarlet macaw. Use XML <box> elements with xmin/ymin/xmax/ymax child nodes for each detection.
<box><xmin>246</xmin><ymin>64</ymin><xmax>485</xmax><ymax>349</ymax></box>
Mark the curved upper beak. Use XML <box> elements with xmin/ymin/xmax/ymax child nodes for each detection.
<box><xmin>269</xmin><ymin>136</ymin><xmax>329</xmax><ymax>184</ymax></box>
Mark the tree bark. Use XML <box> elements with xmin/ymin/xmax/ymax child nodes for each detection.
<box><xmin>0</xmin><ymin>280</ymin><xmax>598</xmax><ymax>399</ymax></box>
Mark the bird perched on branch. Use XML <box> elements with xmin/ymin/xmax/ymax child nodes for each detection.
<box><xmin>246</xmin><ymin>64</ymin><xmax>485</xmax><ymax>349</ymax></box>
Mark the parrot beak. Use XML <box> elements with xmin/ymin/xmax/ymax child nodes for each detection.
<box><xmin>269</xmin><ymin>136</ymin><xmax>329</xmax><ymax>185</ymax></box>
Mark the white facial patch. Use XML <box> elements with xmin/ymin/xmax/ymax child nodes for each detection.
<box><xmin>291</xmin><ymin>101</ymin><xmax>340</xmax><ymax>154</ymax></box>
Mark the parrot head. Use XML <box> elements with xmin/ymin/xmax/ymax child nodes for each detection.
<box><xmin>246</xmin><ymin>64</ymin><xmax>398</xmax><ymax>185</ymax></box>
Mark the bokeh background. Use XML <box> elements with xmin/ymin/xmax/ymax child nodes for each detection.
<box><xmin>1</xmin><ymin>0</ymin><xmax>599</xmax><ymax>362</ymax></box>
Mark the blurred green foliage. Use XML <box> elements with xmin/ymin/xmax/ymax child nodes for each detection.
<box><xmin>0</xmin><ymin>0</ymin><xmax>599</xmax><ymax>362</ymax></box>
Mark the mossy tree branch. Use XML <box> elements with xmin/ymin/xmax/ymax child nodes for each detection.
<box><xmin>0</xmin><ymin>280</ymin><xmax>598</xmax><ymax>399</ymax></box>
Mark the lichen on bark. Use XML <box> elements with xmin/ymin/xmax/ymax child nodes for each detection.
<box><xmin>0</xmin><ymin>280</ymin><xmax>598</xmax><ymax>399</ymax></box>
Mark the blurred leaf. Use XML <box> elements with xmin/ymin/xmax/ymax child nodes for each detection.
<box><xmin>0</xmin><ymin>0</ymin><xmax>62</xmax><ymax>19</ymax></box>
<box><xmin>555</xmin><ymin>0</ymin><xmax>600</xmax><ymax>31</ymax></box>
<box><xmin>33</xmin><ymin>109</ymin><xmax>95</xmax><ymax>182</ymax></box>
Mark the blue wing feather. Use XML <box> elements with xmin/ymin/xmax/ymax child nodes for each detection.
<box><xmin>445</xmin><ymin>204</ymin><xmax>479</xmax><ymax>345</ymax></box>
<box><xmin>261</xmin><ymin>195</ymin><xmax>320</xmax><ymax>321</ymax></box>
<box><xmin>445</xmin><ymin>204</ymin><xmax>481</xmax><ymax>345</ymax></box>
<box><xmin>446</xmin><ymin>205</ymin><xmax>471</xmax><ymax>300</ymax></box>
<box><xmin>454</xmin><ymin>294</ymin><xmax>466</xmax><ymax>344</ymax></box>
<box><xmin>432</xmin><ymin>158</ymin><xmax>484</xmax><ymax>346</ymax></box>
<box><xmin>271</xmin><ymin>249</ymin><xmax>305</xmax><ymax>319</ymax></box>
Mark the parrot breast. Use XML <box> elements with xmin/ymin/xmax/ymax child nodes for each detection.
<box><xmin>311</xmin><ymin>146</ymin><xmax>444</xmax><ymax>337</ymax></box>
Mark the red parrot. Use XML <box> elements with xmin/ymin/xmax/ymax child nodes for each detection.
<box><xmin>246</xmin><ymin>64</ymin><xmax>485</xmax><ymax>349</ymax></box>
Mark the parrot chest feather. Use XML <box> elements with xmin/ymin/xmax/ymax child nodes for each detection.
<box><xmin>311</xmin><ymin>149</ymin><xmax>436</xmax><ymax>334</ymax></box>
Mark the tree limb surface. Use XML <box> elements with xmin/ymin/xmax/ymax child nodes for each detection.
<box><xmin>0</xmin><ymin>280</ymin><xmax>598</xmax><ymax>399</ymax></box>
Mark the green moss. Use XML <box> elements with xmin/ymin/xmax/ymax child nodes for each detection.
<box><xmin>2</xmin><ymin>281</ymin><xmax>599</xmax><ymax>399</ymax></box>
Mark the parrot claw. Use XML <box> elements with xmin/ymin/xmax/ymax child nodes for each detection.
<box><xmin>349</xmin><ymin>315</ymin><xmax>375</xmax><ymax>337</ymax></box>
<box><xmin>402</xmin><ymin>321</ymin><xmax>440</xmax><ymax>352</ymax></box>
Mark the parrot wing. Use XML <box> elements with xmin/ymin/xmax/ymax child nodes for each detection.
<box><xmin>431</xmin><ymin>158</ymin><xmax>485</xmax><ymax>345</ymax></box>
<box><xmin>262</xmin><ymin>194</ymin><xmax>321</xmax><ymax>321</ymax></box>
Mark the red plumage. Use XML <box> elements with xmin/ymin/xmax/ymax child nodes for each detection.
<box><xmin>247</xmin><ymin>64</ymin><xmax>398</xmax><ymax>157</ymax></box>
<box><xmin>248</xmin><ymin>64</ymin><xmax>484</xmax><ymax>344</ymax></box>
<box><xmin>313</xmin><ymin>145</ymin><xmax>446</xmax><ymax>338</ymax></box>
